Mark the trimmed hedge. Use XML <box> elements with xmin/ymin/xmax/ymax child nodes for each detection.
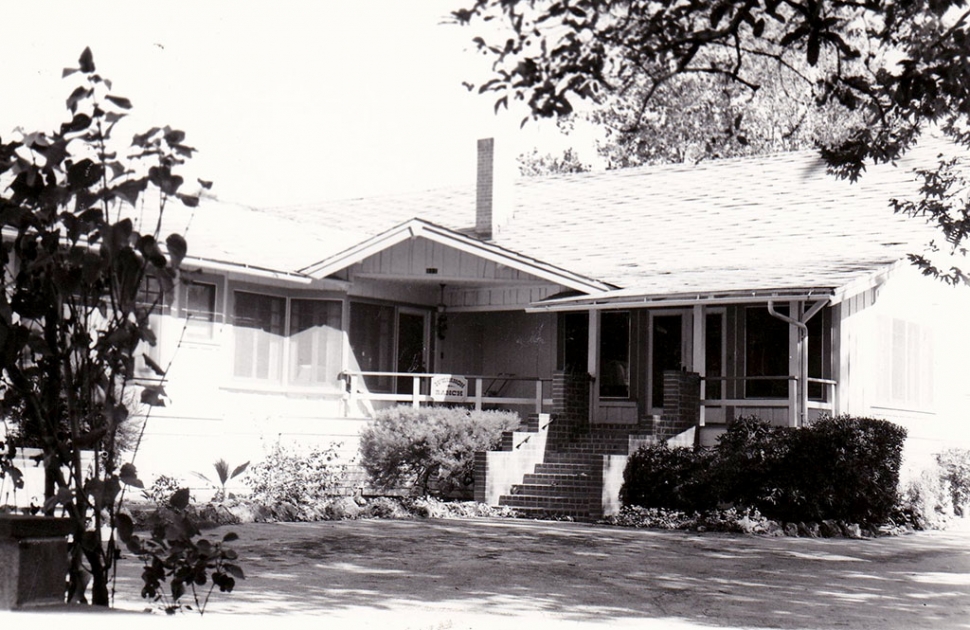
<box><xmin>621</xmin><ymin>415</ymin><xmax>907</xmax><ymax>525</ymax></box>
<box><xmin>359</xmin><ymin>406</ymin><xmax>520</xmax><ymax>499</ymax></box>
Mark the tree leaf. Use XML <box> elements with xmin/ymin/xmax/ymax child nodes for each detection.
<box><xmin>78</xmin><ymin>47</ymin><xmax>96</xmax><ymax>73</ymax></box>
<box><xmin>166</xmin><ymin>233</ymin><xmax>187</xmax><ymax>267</ymax></box>
<box><xmin>142</xmin><ymin>352</ymin><xmax>166</xmax><ymax>376</ymax></box>
<box><xmin>169</xmin><ymin>487</ymin><xmax>191</xmax><ymax>510</ymax></box>
<box><xmin>230</xmin><ymin>461</ymin><xmax>249</xmax><ymax>479</ymax></box>
<box><xmin>106</xmin><ymin>95</ymin><xmax>133</xmax><ymax>109</ymax></box>
<box><xmin>222</xmin><ymin>532</ymin><xmax>239</xmax><ymax>542</ymax></box>
<box><xmin>120</xmin><ymin>462</ymin><xmax>144</xmax><ymax>488</ymax></box>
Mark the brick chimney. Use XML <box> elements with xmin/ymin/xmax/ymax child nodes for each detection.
<box><xmin>475</xmin><ymin>138</ymin><xmax>511</xmax><ymax>239</ymax></box>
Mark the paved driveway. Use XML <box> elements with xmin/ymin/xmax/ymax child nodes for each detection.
<box><xmin>102</xmin><ymin>517</ymin><xmax>970</xmax><ymax>628</ymax></box>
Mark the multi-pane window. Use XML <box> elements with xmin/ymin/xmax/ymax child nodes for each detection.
<box><xmin>289</xmin><ymin>299</ymin><xmax>342</xmax><ymax>386</ymax></box>
<box><xmin>184</xmin><ymin>281</ymin><xmax>216</xmax><ymax>338</ymax></box>
<box><xmin>600</xmin><ymin>311</ymin><xmax>631</xmax><ymax>398</ymax></box>
<box><xmin>233</xmin><ymin>291</ymin><xmax>285</xmax><ymax>380</ymax></box>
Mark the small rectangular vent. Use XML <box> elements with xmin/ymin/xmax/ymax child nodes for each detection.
<box><xmin>426</xmin><ymin>268</ymin><xmax>438</xmax><ymax>275</ymax></box>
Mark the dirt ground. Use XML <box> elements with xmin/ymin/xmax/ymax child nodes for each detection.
<box><xmin>14</xmin><ymin>517</ymin><xmax>970</xmax><ymax>629</ymax></box>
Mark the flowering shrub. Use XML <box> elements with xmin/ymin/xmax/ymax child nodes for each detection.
<box><xmin>359</xmin><ymin>406</ymin><xmax>520</xmax><ymax>499</ymax></box>
<box><xmin>935</xmin><ymin>448</ymin><xmax>970</xmax><ymax>514</ymax></box>
<box><xmin>244</xmin><ymin>442</ymin><xmax>347</xmax><ymax>508</ymax></box>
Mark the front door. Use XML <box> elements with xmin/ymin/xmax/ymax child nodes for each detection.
<box><xmin>396</xmin><ymin>310</ymin><xmax>428</xmax><ymax>395</ymax></box>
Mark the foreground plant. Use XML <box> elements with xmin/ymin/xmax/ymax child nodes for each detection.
<box><xmin>118</xmin><ymin>489</ymin><xmax>244</xmax><ymax>615</ymax></box>
<box><xmin>0</xmin><ymin>48</ymin><xmax>208</xmax><ymax>605</ymax></box>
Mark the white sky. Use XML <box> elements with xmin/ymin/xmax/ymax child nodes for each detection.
<box><xmin>1</xmin><ymin>1</ymin><xmax>583</xmax><ymax>208</ymax></box>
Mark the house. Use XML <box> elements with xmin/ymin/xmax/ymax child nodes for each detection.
<box><xmin>11</xmin><ymin>137</ymin><xmax>966</xmax><ymax>516</ymax></box>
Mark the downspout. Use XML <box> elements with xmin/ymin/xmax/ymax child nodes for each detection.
<box><xmin>767</xmin><ymin>300</ymin><xmax>828</xmax><ymax>427</ymax></box>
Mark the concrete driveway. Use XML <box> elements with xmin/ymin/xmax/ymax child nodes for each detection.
<box><xmin>80</xmin><ymin>517</ymin><xmax>970</xmax><ymax>628</ymax></box>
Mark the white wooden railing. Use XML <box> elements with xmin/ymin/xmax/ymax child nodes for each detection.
<box><xmin>341</xmin><ymin>371</ymin><xmax>553</xmax><ymax>416</ymax></box>
<box><xmin>700</xmin><ymin>375</ymin><xmax>837</xmax><ymax>423</ymax></box>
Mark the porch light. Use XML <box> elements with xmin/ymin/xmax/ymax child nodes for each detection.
<box><xmin>436</xmin><ymin>283</ymin><xmax>448</xmax><ymax>340</ymax></box>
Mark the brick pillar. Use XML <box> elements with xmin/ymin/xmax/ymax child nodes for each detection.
<box><xmin>550</xmin><ymin>371</ymin><xmax>590</xmax><ymax>447</ymax></box>
<box><xmin>658</xmin><ymin>371</ymin><xmax>701</xmax><ymax>442</ymax></box>
<box><xmin>0</xmin><ymin>515</ymin><xmax>73</xmax><ymax>609</ymax></box>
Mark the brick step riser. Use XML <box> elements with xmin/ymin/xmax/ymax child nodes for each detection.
<box><xmin>543</xmin><ymin>454</ymin><xmax>609</xmax><ymax>464</ymax></box>
<box><xmin>522</xmin><ymin>473</ymin><xmax>595</xmax><ymax>484</ymax></box>
<box><xmin>509</xmin><ymin>484</ymin><xmax>598</xmax><ymax>498</ymax></box>
<box><xmin>533</xmin><ymin>462</ymin><xmax>594</xmax><ymax>473</ymax></box>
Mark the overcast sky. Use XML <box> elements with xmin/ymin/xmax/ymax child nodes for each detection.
<box><xmin>1</xmin><ymin>1</ymin><xmax>580</xmax><ymax>208</ymax></box>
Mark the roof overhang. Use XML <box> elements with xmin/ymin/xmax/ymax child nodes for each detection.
<box><xmin>299</xmin><ymin>218</ymin><xmax>613</xmax><ymax>295</ymax></box>
<box><xmin>526</xmin><ymin>286</ymin><xmax>838</xmax><ymax>313</ymax></box>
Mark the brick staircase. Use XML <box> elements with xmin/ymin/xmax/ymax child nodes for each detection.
<box><xmin>497</xmin><ymin>425</ymin><xmax>654</xmax><ymax>521</ymax></box>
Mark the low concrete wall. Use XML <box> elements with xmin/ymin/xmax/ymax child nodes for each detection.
<box><xmin>475</xmin><ymin>413</ymin><xmax>550</xmax><ymax>505</ymax></box>
<box><xmin>601</xmin><ymin>454</ymin><xmax>627</xmax><ymax>517</ymax></box>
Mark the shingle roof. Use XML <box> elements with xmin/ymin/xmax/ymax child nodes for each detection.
<box><xmin>261</xmin><ymin>138</ymin><xmax>949</xmax><ymax>295</ymax></box>
<box><xmin>153</xmin><ymin>137</ymin><xmax>954</xmax><ymax>294</ymax></box>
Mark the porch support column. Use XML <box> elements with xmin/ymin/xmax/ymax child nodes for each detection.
<box><xmin>787</xmin><ymin>300</ymin><xmax>800</xmax><ymax>428</ymax></box>
<box><xmin>587</xmin><ymin>308</ymin><xmax>600</xmax><ymax>425</ymax></box>
<box><xmin>692</xmin><ymin>304</ymin><xmax>706</xmax><ymax>426</ymax></box>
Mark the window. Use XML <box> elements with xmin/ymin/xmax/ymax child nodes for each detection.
<box><xmin>349</xmin><ymin>302</ymin><xmax>395</xmax><ymax>392</ymax></box>
<box><xmin>557</xmin><ymin>311</ymin><xmax>589</xmax><ymax>373</ymax></box>
<box><xmin>289</xmin><ymin>299</ymin><xmax>342</xmax><ymax>386</ymax></box>
<box><xmin>877</xmin><ymin>316</ymin><xmax>934</xmax><ymax>410</ymax></box>
<box><xmin>600</xmin><ymin>311</ymin><xmax>631</xmax><ymax>398</ymax></box>
<box><xmin>233</xmin><ymin>291</ymin><xmax>285</xmax><ymax>380</ymax></box>
<box><xmin>651</xmin><ymin>313</ymin><xmax>683</xmax><ymax>408</ymax></box>
<box><xmin>745</xmin><ymin>307</ymin><xmax>790</xmax><ymax>398</ymax></box>
<box><xmin>705</xmin><ymin>312</ymin><xmax>724</xmax><ymax>400</ymax></box>
<box><xmin>184</xmin><ymin>281</ymin><xmax>216</xmax><ymax>338</ymax></box>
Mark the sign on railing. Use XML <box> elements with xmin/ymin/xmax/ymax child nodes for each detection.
<box><xmin>430</xmin><ymin>375</ymin><xmax>468</xmax><ymax>402</ymax></box>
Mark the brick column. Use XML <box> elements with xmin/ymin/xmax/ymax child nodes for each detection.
<box><xmin>550</xmin><ymin>371</ymin><xmax>590</xmax><ymax>446</ymax></box>
<box><xmin>657</xmin><ymin>371</ymin><xmax>701</xmax><ymax>442</ymax></box>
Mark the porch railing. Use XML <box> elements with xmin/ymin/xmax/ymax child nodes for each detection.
<box><xmin>699</xmin><ymin>375</ymin><xmax>837</xmax><ymax>422</ymax></box>
<box><xmin>341</xmin><ymin>371</ymin><xmax>553</xmax><ymax>415</ymax></box>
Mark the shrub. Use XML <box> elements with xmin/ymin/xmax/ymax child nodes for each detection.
<box><xmin>935</xmin><ymin>448</ymin><xmax>970</xmax><ymax>514</ymax></box>
<box><xmin>358</xmin><ymin>406</ymin><xmax>520</xmax><ymax>499</ymax></box>
<box><xmin>621</xmin><ymin>414</ymin><xmax>907</xmax><ymax>525</ymax></box>
<box><xmin>244</xmin><ymin>442</ymin><xmax>347</xmax><ymax>507</ymax></box>
<box><xmin>143</xmin><ymin>475</ymin><xmax>188</xmax><ymax>506</ymax></box>
<box><xmin>620</xmin><ymin>443</ymin><xmax>716</xmax><ymax>511</ymax></box>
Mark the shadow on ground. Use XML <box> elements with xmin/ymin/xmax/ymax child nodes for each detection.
<box><xmin>113</xmin><ymin>517</ymin><xmax>970</xmax><ymax>628</ymax></box>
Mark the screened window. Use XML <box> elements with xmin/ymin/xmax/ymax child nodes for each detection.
<box><xmin>705</xmin><ymin>312</ymin><xmax>724</xmax><ymax>400</ymax></box>
<box><xmin>745</xmin><ymin>307</ymin><xmax>790</xmax><ymax>399</ymax></box>
<box><xmin>600</xmin><ymin>311</ymin><xmax>631</xmax><ymax>398</ymax></box>
<box><xmin>233</xmin><ymin>291</ymin><xmax>285</xmax><ymax>380</ymax></box>
<box><xmin>349</xmin><ymin>302</ymin><xmax>395</xmax><ymax>392</ymax></box>
<box><xmin>289</xmin><ymin>299</ymin><xmax>342</xmax><ymax>386</ymax></box>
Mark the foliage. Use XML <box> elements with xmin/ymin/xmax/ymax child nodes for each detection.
<box><xmin>621</xmin><ymin>415</ymin><xmax>906</xmax><ymax>524</ymax></box>
<box><xmin>244</xmin><ymin>441</ymin><xmax>346</xmax><ymax>507</ymax></box>
<box><xmin>934</xmin><ymin>447</ymin><xmax>970</xmax><ymax>513</ymax></box>
<box><xmin>0</xmin><ymin>48</ymin><xmax>207</xmax><ymax>605</ymax></box>
<box><xmin>518</xmin><ymin>146</ymin><xmax>591</xmax><ymax>177</ymax></box>
<box><xmin>454</xmin><ymin>0</ymin><xmax>970</xmax><ymax>283</ymax></box>
<box><xmin>142</xmin><ymin>474</ymin><xmax>187</xmax><ymax>507</ymax></box>
<box><xmin>358</xmin><ymin>406</ymin><xmax>520</xmax><ymax>499</ymax></box>
<box><xmin>193</xmin><ymin>459</ymin><xmax>249</xmax><ymax>502</ymax></box>
<box><xmin>619</xmin><ymin>442</ymin><xmax>716</xmax><ymax>511</ymax></box>
<box><xmin>118</xmin><ymin>488</ymin><xmax>243</xmax><ymax>615</ymax></box>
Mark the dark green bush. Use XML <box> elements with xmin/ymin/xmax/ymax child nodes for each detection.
<box><xmin>621</xmin><ymin>414</ymin><xmax>907</xmax><ymax>525</ymax></box>
<box><xmin>620</xmin><ymin>443</ymin><xmax>716</xmax><ymax>511</ymax></box>
<box><xmin>358</xmin><ymin>406</ymin><xmax>520</xmax><ymax>499</ymax></box>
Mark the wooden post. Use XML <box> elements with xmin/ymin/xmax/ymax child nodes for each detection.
<box><xmin>412</xmin><ymin>375</ymin><xmax>420</xmax><ymax>408</ymax></box>
<box><xmin>692</xmin><ymin>304</ymin><xmax>706</xmax><ymax>427</ymax></box>
<box><xmin>474</xmin><ymin>378</ymin><xmax>483</xmax><ymax>411</ymax></box>
<box><xmin>535</xmin><ymin>379</ymin><xmax>543</xmax><ymax>414</ymax></box>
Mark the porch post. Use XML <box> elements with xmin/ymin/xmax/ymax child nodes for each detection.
<box><xmin>412</xmin><ymin>375</ymin><xmax>420</xmax><ymax>409</ymax></box>
<box><xmin>787</xmin><ymin>300</ymin><xmax>799</xmax><ymax>428</ymax></box>
<box><xmin>587</xmin><ymin>308</ymin><xmax>600</xmax><ymax>425</ymax></box>
<box><xmin>692</xmin><ymin>304</ymin><xmax>706</xmax><ymax>426</ymax></box>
